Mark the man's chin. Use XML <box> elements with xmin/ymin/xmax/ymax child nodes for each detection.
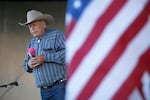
<box><xmin>32</xmin><ymin>34</ymin><xmax>39</xmax><ymax>38</ymax></box>
<box><xmin>31</xmin><ymin>33</ymin><xmax>41</xmax><ymax>38</ymax></box>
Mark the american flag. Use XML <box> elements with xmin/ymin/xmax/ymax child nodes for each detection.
<box><xmin>65</xmin><ymin>0</ymin><xmax>150</xmax><ymax>100</ymax></box>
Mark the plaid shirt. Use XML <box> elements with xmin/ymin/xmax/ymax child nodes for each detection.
<box><xmin>24</xmin><ymin>29</ymin><xmax>66</xmax><ymax>87</ymax></box>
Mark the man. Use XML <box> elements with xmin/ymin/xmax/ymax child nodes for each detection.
<box><xmin>19</xmin><ymin>10</ymin><xmax>66</xmax><ymax>100</ymax></box>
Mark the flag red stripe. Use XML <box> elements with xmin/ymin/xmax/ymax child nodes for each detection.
<box><xmin>68</xmin><ymin>0</ymin><xmax>126</xmax><ymax>80</ymax></box>
<box><xmin>112</xmin><ymin>48</ymin><xmax>150</xmax><ymax>100</ymax></box>
<box><xmin>66</xmin><ymin>19</ymin><xmax>76</xmax><ymax>39</ymax></box>
<box><xmin>77</xmin><ymin>1</ymin><xmax>150</xmax><ymax>99</ymax></box>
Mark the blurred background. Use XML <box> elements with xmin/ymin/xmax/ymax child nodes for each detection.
<box><xmin>0</xmin><ymin>1</ymin><xmax>66</xmax><ymax>100</ymax></box>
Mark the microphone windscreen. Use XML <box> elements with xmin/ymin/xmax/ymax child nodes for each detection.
<box><xmin>28</xmin><ymin>48</ymin><xmax>35</xmax><ymax>57</ymax></box>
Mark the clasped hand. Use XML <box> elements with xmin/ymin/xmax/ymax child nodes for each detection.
<box><xmin>28</xmin><ymin>55</ymin><xmax>45</xmax><ymax>68</ymax></box>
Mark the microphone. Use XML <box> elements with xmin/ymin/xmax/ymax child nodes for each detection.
<box><xmin>8</xmin><ymin>81</ymin><xmax>19</xmax><ymax>86</ymax></box>
<box><xmin>28</xmin><ymin>48</ymin><xmax>36</xmax><ymax>57</ymax></box>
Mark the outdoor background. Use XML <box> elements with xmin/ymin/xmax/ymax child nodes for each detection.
<box><xmin>0</xmin><ymin>1</ymin><xmax>66</xmax><ymax>100</ymax></box>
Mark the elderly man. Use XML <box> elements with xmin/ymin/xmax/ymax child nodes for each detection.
<box><xmin>19</xmin><ymin>10</ymin><xmax>66</xmax><ymax>100</ymax></box>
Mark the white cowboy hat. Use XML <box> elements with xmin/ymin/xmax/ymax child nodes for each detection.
<box><xmin>19</xmin><ymin>10</ymin><xmax>53</xmax><ymax>26</ymax></box>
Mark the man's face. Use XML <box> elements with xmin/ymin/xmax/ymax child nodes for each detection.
<box><xmin>28</xmin><ymin>20</ymin><xmax>46</xmax><ymax>38</ymax></box>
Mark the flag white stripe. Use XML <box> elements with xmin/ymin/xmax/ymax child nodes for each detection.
<box><xmin>129</xmin><ymin>88</ymin><xmax>143</xmax><ymax>100</ymax></box>
<box><xmin>65</xmin><ymin>13</ymin><xmax>72</xmax><ymax>27</ymax></box>
<box><xmin>91</xmin><ymin>17</ymin><xmax>150</xmax><ymax>100</ymax></box>
<box><xmin>141</xmin><ymin>71</ymin><xmax>150</xmax><ymax>100</ymax></box>
<box><xmin>66</xmin><ymin>0</ymin><xmax>113</xmax><ymax>63</ymax></box>
<box><xmin>66</xmin><ymin>0</ymin><xmax>148</xmax><ymax>99</ymax></box>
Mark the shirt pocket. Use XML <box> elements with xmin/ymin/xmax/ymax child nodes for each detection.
<box><xmin>42</xmin><ymin>37</ymin><xmax>56</xmax><ymax>53</ymax></box>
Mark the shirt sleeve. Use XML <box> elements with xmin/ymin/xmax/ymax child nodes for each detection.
<box><xmin>43</xmin><ymin>30</ymin><xmax>66</xmax><ymax>65</ymax></box>
<box><xmin>23</xmin><ymin>41</ymin><xmax>33</xmax><ymax>73</ymax></box>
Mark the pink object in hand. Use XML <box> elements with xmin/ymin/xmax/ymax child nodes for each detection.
<box><xmin>28</xmin><ymin>48</ymin><xmax>36</xmax><ymax>57</ymax></box>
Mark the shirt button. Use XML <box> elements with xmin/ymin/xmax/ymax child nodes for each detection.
<box><xmin>38</xmin><ymin>39</ymin><xmax>40</xmax><ymax>43</ymax></box>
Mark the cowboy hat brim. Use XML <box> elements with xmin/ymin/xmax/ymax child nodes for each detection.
<box><xmin>19</xmin><ymin>14</ymin><xmax>53</xmax><ymax>26</ymax></box>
